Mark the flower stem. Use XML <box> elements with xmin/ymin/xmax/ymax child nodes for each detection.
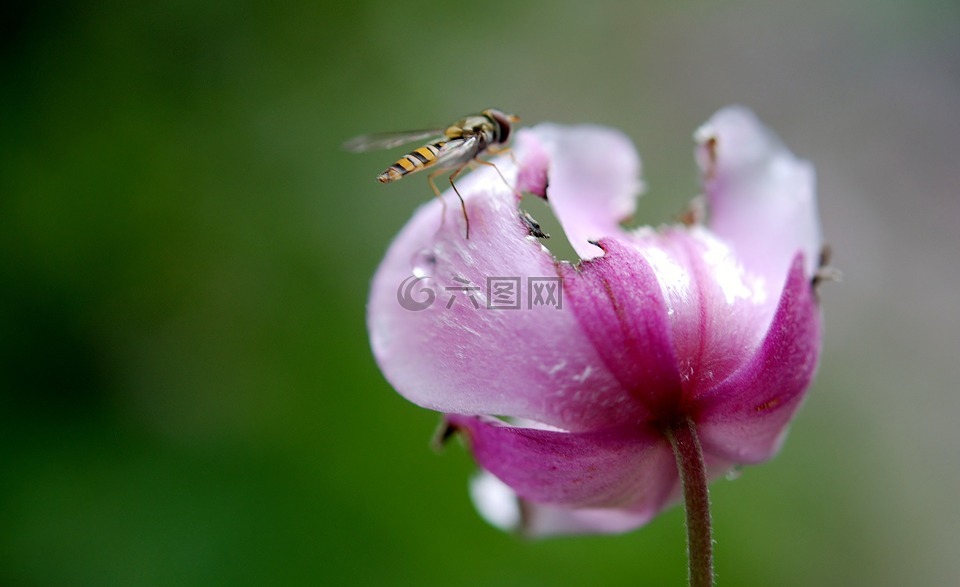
<box><xmin>666</xmin><ymin>417</ymin><xmax>714</xmax><ymax>587</ymax></box>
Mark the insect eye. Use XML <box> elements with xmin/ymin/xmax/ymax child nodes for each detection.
<box><xmin>498</xmin><ymin>120</ymin><xmax>511</xmax><ymax>144</ymax></box>
<box><xmin>485</xmin><ymin>109</ymin><xmax>513</xmax><ymax>144</ymax></box>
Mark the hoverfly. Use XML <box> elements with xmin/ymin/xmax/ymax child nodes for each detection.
<box><xmin>343</xmin><ymin>108</ymin><xmax>520</xmax><ymax>239</ymax></box>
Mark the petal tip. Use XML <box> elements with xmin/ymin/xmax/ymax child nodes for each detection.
<box><xmin>470</xmin><ymin>472</ymin><xmax>523</xmax><ymax>532</ymax></box>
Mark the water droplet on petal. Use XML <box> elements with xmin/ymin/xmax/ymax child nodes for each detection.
<box><xmin>725</xmin><ymin>465</ymin><xmax>743</xmax><ymax>481</ymax></box>
<box><xmin>411</xmin><ymin>247</ymin><xmax>439</xmax><ymax>278</ymax></box>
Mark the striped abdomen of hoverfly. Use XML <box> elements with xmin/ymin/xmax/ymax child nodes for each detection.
<box><xmin>377</xmin><ymin>141</ymin><xmax>447</xmax><ymax>184</ymax></box>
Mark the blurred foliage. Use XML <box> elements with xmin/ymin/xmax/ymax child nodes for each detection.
<box><xmin>2</xmin><ymin>0</ymin><xmax>959</xmax><ymax>585</ymax></box>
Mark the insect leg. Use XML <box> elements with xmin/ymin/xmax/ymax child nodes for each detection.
<box><xmin>472</xmin><ymin>158</ymin><xmax>523</xmax><ymax>201</ymax></box>
<box><xmin>447</xmin><ymin>165</ymin><xmax>470</xmax><ymax>239</ymax></box>
<box><xmin>485</xmin><ymin>144</ymin><xmax>518</xmax><ymax>166</ymax></box>
<box><xmin>427</xmin><ymin>169</ymin><xmax>449</xmax><ymax>231</ymax></box>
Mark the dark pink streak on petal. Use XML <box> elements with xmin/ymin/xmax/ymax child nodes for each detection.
<box><xmin>695</xmin><ymin>254</ymin><xmax>821</xmax><ymax>464</ymax></box>
<box><xmin>448</xmin><ymin>415</ymin><xmax>675</xmax><ymax>509</ymax></box>
<box><xmin>563</xmin><ymin>239</ymin><xmax>683</xmax><ymax>417</ymax></box>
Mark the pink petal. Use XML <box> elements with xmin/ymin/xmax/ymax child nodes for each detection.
<box><xmin>695</xmin><ymin>254</ymin><xmax>821</xmax><ymax>463</ymax></box>
<box><xmin>518</xmin><ymin>500</ymin><xmax>670</xmax><ymax>537</ymax></box>
<box><xmin>448</xmin><ymin>415</ymin><xmax>676</xmax><ymax>510</ymax></box>
<box><xmin>467</xmin><ymin>434</ymin><xmax>741</xmax><ymax>537</ymax></box>
<box><xmin>561</xmin><ymin>238</ymin><xmax>682</xmax><ymax>415</ymax></box>
<box><xmin>696</xmin><ymin>106</ymin><xmax>821</xmax><ymax>287</ymax></box>
<box><xmin>367</xmin><ymin>155</ymin><xmax>642</xmax><ymax>432</ymax></box>
<box><xmin>469</xmin><ymin>471</ymin><xmax>665</xmax><ymax>536</ymax></box>
<box><xmin>517</xmin><ymin>125</ymin><xmax>643</xmax><ymax>259</ymax></box>
<box><xmin>631</xmin><ymin>228</ymin><xmax>777</xmax><ymax>399</ymax></box>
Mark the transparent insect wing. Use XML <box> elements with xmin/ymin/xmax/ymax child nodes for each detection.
<box><xmin>342</xmin><ymin>129</ymin><xmax>444</xmax><ymax>153</ymax></box>
<box><xmin>434</xmin><ymin>136</ymin><xmax>482</xmax><ymax>168</ymax></box>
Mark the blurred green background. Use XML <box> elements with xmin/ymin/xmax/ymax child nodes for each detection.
<box><xmin>2</xmin><ymin>0</ymin><xmax>958</xmax><ymax>585</ymax></box>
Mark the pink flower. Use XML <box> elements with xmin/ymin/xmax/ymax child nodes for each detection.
<box><xmin>367</xmin><ymin>107</ymin><xmax>823</xmax><ymax>536</ymax></box>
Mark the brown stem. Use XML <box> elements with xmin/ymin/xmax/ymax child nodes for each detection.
<box><xmin>666</xmin><ymin>417</ymin><xmax>714</xmax><ymax>587</ymax></box>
